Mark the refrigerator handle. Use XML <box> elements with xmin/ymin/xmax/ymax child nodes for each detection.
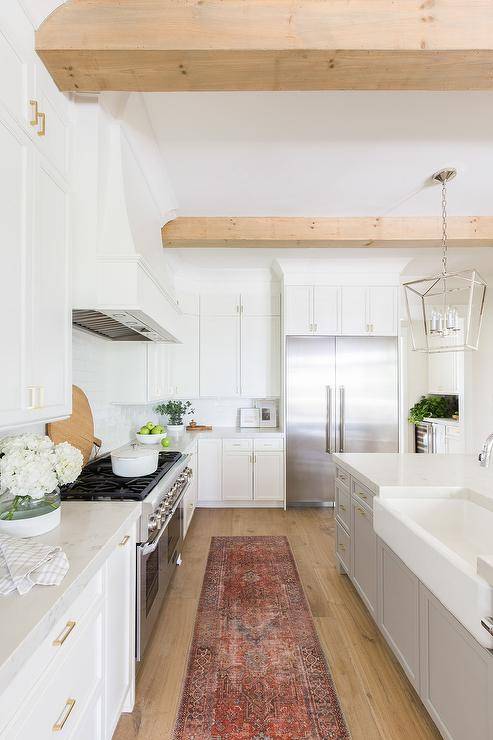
<box><xmin>339</xmin><ymin>386</ymin><xmax>345</xmax><ymax>452</ymax></box>
<box><xmin>325</xmin><ymin>386</ymin><xmax>332</xmax><ymax>453</ymax></box>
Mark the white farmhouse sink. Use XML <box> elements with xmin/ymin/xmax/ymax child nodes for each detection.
<box><xmin>374</xmin><ymin>491</ymin><xmax>493</xmax><ymax>648</ymax></box>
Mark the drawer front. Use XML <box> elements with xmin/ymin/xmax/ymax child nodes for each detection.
<box><xmin>336</xmin><ymin>521</ymin><xmax>351</xmax><ymax>574</ymax></box>
<box><xmin>445</xmin><ymin>425</ymin><xmax>461</xmax><ymax>437</ymax></box>
<box><xmin>9</xmin><ymin>603</ymin><xmax>103</xmax><ymax>740</ymax></box>
<box><xmin>0</xmin><ymin>570</ymin><xmax>103</xmax><ymax>732</ymax></box>
<box><xmin>352</xmin><ymin>478</ymin><xmax>374</xmax><ymax>510</ymax></box>
<box><xmin>254</xmin><ymin>437</ymin><xmax>284</xmax><ymax>451</ymax></box>
<box><xmin>335</xmin><ymin>465</ymin><xmax>350</xmax><ymax>489</ymax></box>
<box><xmin>223</xmin><ymin>438</ymin><xmax>253</xmax><ymax>452</ymax></box>
<box><xmin>335</xmin><ymin>483</ymin><xmax>350</xmax><ymax>531</ymax></box>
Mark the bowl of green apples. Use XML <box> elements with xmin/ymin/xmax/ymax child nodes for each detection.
<box><xmin>135</xmin><ymin>421</ymin><xmax>168</xmax><ymax>445</ymax></box>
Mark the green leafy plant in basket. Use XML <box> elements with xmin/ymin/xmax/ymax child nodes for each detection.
<box><xmin>408</xmin><ymin>395</ymin><xmax>456</xmax><ymax>425</ymax></box>
<box><xmin>154</xmin><ymin>400</ymin><xmax>195</xmax><ymax>426</ymax></box>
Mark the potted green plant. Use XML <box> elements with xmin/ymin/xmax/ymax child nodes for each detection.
<box><xmin>408</xmin><ymin>395</ymin><xmax>457</xmax><ymax>425</ymax></box>
<box><xmin>154</xmin><ymin>400</ymin><xmax>195</xmax><ymax>436</ymax></box>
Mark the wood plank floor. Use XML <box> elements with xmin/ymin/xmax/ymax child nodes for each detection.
<box><xmin>114</xmin><ymin>508</ymin><xmax>441</xmax><ymax>740</ymax></box>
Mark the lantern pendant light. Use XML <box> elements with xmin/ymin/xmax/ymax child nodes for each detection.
<box><xmin>403</xmin><ymin>168</ymin><xmax>487</xmax><ymax>353</ymax></box>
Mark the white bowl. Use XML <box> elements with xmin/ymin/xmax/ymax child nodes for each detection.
<box><xmin>135</xmin><ymin>432</ymin><xmax>167</xmax><ymax>445</ymax></box>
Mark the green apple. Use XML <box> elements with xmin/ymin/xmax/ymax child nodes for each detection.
<box><xmin>161</xmin><ymin>437</ymin><xmax>171</xmax><ymax>448</ymax></box>
<box><xmin>146</xmin><ymin>421</ymin><xmax>155</xmax><ymax>430</ymax></box>
<box><xmin>139</xmin><ymin>427</ymin><xmax>150</xmax><ymax>435</ymax></box>
<box><xmin>150</xmin><ymin>426</ymin><xmax>162</xmax><ymax>435</ymax></box>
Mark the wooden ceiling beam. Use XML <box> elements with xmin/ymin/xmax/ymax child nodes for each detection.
<box><xmin>36</xmin><ymin>1</ymin><xmax>493</xmax><ymax>92</ymax></box>
<box><xmin>161</xmin><ymin>217</ymin><xmax>493</xmax><ymax>248</ymax></box>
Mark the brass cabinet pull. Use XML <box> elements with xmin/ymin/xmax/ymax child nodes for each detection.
<box><xmin>339</xmin><ymin>504</ymin><xmax>346</xmax><ymax>512</ymax></box>
<box><xmin>53</xmin><ymin>620</ymin><xmax>76</xmax><ymax>647</ymax></box>
<box><xmin>37</xmin><ymin>110</ymin><xmax>46</xmax><ymax>136</ymax></box>
<box><xmin>53</xmin><ymin>698</ymin><xmax>76</xmax><ymax>731</ymax></box>
<box><xmin>357</xmin><ymin>506</ymin><xmax>366</xmax><ymax>516</ymax></box>
<box><xmin>29</xmin><ymin>99</ymin><xmax>38</xmax><ymax>126</ymax></box>
<box><xmin>119</xmin><ymin>535</ymin><xmax>130</xmax><ymax>547</ymax></box>
<box><xmin>338</xmin><ymin>543</ymin><xmax>346</xmax><ymax>551</ymax></box>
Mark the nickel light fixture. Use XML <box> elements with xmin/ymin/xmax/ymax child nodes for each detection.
<box><xmin>403</xmin><ymin>168</ymin><xmax>487</xmax><ymax>353</ymax></box>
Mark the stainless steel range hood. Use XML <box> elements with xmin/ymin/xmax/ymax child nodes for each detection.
<box><xmin>72</xmin><ymin>310</ymin><xmax>175</xmax><ymax>342</ymax></box>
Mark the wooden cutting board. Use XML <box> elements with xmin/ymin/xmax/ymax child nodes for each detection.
<box><xmin>46</xmin><ymin>386</ymin><xmax>102</xmax><ymax>465</ymax></box>
<box><xmin>186</xmin><ymin>421</ymin><xmax>213</xmax><ymax>432</ymax></box>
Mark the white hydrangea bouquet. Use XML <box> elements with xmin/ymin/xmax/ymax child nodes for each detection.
<box><xmin>0</xmin><ymin>434</ymin><xmax>83</xmax><ymax>536</ymax></box>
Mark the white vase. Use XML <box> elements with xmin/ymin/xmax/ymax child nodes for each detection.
<box><xmin>167</xmin><ymin>424</ymin><xmax>185</xmax><ymax>436</ymax></box>
<box><xmin>0</xmin><ymin>489</ymin><xmax>61</xmax><ymax>538</ymax></box>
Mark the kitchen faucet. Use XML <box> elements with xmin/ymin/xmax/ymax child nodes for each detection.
<box><xmin>479</xmin><ymin>434</ymin><xmax>493</xmax><ymax>467</ymax></box>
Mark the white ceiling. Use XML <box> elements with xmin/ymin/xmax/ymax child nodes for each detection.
<box><xmin>145</xmin><ymin>91</ymin><xmax>493</xmax><ymax>219</ymax></box>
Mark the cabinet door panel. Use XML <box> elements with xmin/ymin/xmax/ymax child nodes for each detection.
<box><xmin>172</xmin><ymin>314</ymin><xmax>199</xmax><ymax>397</ymax></box>
<box><xmin>28</xmin><ymin>157</ymin><xmax>71</xmax><ymax>418</ymax></box>
<box><xmin>223</xmin><ymin>453</ymin><xmax>253</xmax><ymax>501</ymax></box>
<box><xmin>34</xmin><ymin>60</ymin><xmax>70</xmax><ymax>179</ymax></box>
<box><xmin>241</xmin><ymin>291</ymin><xmax>280</xmax><ymax>316</ymax></box>
<box><xmin>241</xmin><ymin>316</ymin><xmax>280</xmax><ymax>397</ymax></box>
<box><xmin>0</xmin><ymin>3</ymin><xmax>34</xmax><ymax>128</ymax></box>
<box><xmin>420</xmin><ymin>584</ymin><xmax>493</xmax><ymax>740</ymax></box>
<box><xmin>200</xmin><ymin>316</ymin><xmax>239</xmax><ymax>397</ymax></box>
<box><xmin>378</xmin><ymin>541</ymin><xmax>420</xmax><ymax>691</ymax></box>
<box><xmin>340</xmin><ymin>287</ymin><xmax>368</xmax><ymax>334</ymax></box>
<box><xmin>198</xmin><ymin>439</ymin><xmax>222</xmax><ymax>502</ymax></box>
<box><xmin>351</xmin><ymin>499</ymin><xmax>377</xmax><ymax>618</ymax></box>
<box><xmin>369</xmin><ymin>287</ymin><xmax>397</xmax><ymax>335</ymax></box>
<box><xmin>428</xmin><ymin>352</ymin><xmax>457</xmax><ymax>394</ymax></box>
<box><xmin>313</xmin><ymin>286</ymin><xmax>340</xmax><ymax>334</ymax></box>
<box><xmin>284</xmin><ymin>286</ymin><xmax>312</xmax><ymax>334</ymax></box>
<box><xmin>0</xmin><ymin>115</ymin><xmax>30</xmax><ymax>428</ymax></box>
<box><xmin>105</xmin><ymin>529</ymin><xmax>135</xmax><ymax>737</ymax></box>
<box><xmin>147</xmin><ymin>344</ymin><xmax>171</xmax><ymax>401</ymax></box>
<box><xmin>254</xmin><ymin>452</ymin><xmax>283</xmax><ymax>501</ymax></box>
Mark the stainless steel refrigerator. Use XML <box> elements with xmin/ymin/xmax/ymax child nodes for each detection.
<box><xmin>286</xmin><ymin>336</ymin><xmax>399</xmax><ymax>506</ymax></box>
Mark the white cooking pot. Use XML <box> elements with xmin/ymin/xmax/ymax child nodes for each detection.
<box><xmin>111</xmin><ymin>444</ymin><xmax>159</xmax><ymax>477</ymax></box>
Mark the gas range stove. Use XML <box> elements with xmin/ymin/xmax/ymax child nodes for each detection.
<box><xmin>62</xmin><ymin>450</ymin><xmax>192</xmax><ymax>542</ymax></box>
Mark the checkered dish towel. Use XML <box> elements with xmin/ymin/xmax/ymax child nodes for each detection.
<box><xmin>0</xmin><ymin>534</ymin><xmax>69</xmax><ymax>595</ymax></box>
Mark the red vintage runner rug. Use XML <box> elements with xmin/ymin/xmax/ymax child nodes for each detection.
<box><xmin>173</xmin><ymin>536</ymin><xmax>350</xmax><ymax>740</ymax></box>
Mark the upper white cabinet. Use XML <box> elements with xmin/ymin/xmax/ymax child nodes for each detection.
<box><xmin>428</xmin><ymin>352</ymin><xmax>459</xmax><ymax>395</ymax></box>
<box><xmin>241</xmin><ymin>291</ymin><xmax>280</xmax><ymax>316</ymax></box>
<box><xmin>200</xmin><ymin>316</ymin><xmax>240</xmax><ymax>397</ymax></box>
<box><xmin>110</xmin><ymin>343</ymin><xmax>173</xmax><ymax>404</ymax></box>
<box><xmin>171</xmin><ymin>314</ymin><xmax>199</xmax><ymax>398</ymax></box>
<box><xmin>241</xmin><ymin>317</ymin><xmax>280</xmax><ymax>398</ymax></box>
<box><xmin>0</xmin><ymin>1</ymin><xmax>72</xmax><ymax>431</ymax></box>
<box><xmin>285</xmin><ymin>284</ymin><xmax>398</xmax><ymax>337</ymax></box>
<box><xmin>33</xmin><ymin>59</ymin><xmax>71</xmax><ymax>180</ymax></box>
<box><xmin>340</xmin><ymin>287</ymin><xmax>368</xmax><ymax>334</ymax></box>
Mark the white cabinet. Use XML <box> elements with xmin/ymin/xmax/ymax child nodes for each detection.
<box><xmin>368</xmin><ymin>287</ymin><xmax>397</xmax><ymax>335</ymax></box>
<box><xmin>33</xmin><ymin>58</ymin><xmax>71</xmax><ymax>180</ymax></box>
<box><xmin>313</xmin><ymin>286</ymin><xmax>340</xmax><ymax>334</ymax></box>
<box><xmin>200</xmin><ymin>293</ymin><xmax>239</xmax><ymax>316</ymax></box>
<box><xmin>254</xmin><ymin>450</ymin><xmax>284</xmax><ymax>501</ymax></box>
<box><xmin>0</xmin><ymin>1</ymin><xmax>72</xmax><ymax>431</ymax></box>
<box><xmin>0</xmin><ymin>520</ymin><xmax>137</xmax><ymax>740</ymax></box>
<box><xmin>242</xmin><ymin>291</ymin><xmax>280</xmax><ymax>316</ymax></box>
<box><xmin>223</xmin><ymin>450</ymin><xmax>253</xmax><ymax>501</ymax></box>
<box><xmin>171</xmin><ymin>314</ymin><xmax>199</xmax><ymax>397</ymax></box>
<box><xmin>285</xmin><ymin>285</ymin><xmax>313</xmax><ymax>334</ymax></box>
<box><xmin>428</xmin><ymin>352</ymin><xmax>458</xmax><ymax>394</ymax></box>
<box><xmin>286</xmin><ymin>285</ymin><xmax>397</xmax><ymax>337</ymax></box>
<box><xmin>341</xmin><ymin>287</ymin><xmax>368</xmax><ymax>334</ymax></box>
<box><xmin>104</xmin><ymin>529</ymin><xmax>136</xmax><ymax>737</ymax></box>
<box><xmin>198</xmin><ymin>438</ymin><xmax>222</xmax><ymax>502</ymax></box>
<box><xmin>351</xmin><ymin>498</ymin><xmax>377</xmax><ymax>619</ymax></box>
<box><xmin>27</xmin><ymin>156</ymin><xmax>71</xmax><ymax>421</ymax></box>
<box><xmin>183</xmin><ymin>445</ymin><xmax>198</xmax><ymax>536</ymax></box>
<box><xmin>241</xmin><ymin>316</ymin><xmax>280</xmax><ymax>397</ymax></box>
<box><xmin>200</xmin><ymin>316</ymin><xmax>240</xmax><ymax>397</ymax></box>
<box><xmin>110</xmin><ymin>343</ymin><xmax>172</xmax><ymax>404</ymax></box>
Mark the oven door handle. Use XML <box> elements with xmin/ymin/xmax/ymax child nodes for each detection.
<box><xmin>138</xmin><ymin>478</ymin><xmax>192</xmax><ymax>556</ymax></box>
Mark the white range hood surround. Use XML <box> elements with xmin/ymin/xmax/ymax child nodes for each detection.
<box><xmin>72</xmin><ymin>95</ymin><xmax>181</xmax><ymax>343</ymax></box>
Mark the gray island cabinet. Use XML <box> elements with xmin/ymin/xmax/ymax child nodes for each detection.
<box><xmin>335</xmin><ymin>463</ymin><xmax>493</xmax><ymax>740</ymax></box>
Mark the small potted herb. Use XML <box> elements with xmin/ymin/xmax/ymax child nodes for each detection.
<box><xmin>408</xmin><ymin>395</ymin><xmax>457</xmax><ymax>425</ymax></box>
<box><xmin>154</xmin><ymin>400</ymin><xmax>195</xmax><ymax>436</ymax></box>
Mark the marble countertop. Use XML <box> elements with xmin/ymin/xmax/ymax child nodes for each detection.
<box><xmin>0</xmin><ymin>501</ymin><xmax>140</xmax><ymax>695</ymax></box>
<box><xmin>333</xmin><ymin>453</ymin><xmax>493</xmax><ymax>501</ymax></box>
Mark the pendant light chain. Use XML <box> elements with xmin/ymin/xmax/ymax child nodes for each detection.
<box><xmin>441</xmin><ymin>179</ymin><xmax>448</xmax><ymax>276</ymax></box>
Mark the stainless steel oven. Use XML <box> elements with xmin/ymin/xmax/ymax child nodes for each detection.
<box><xmin>136</xmin><ymin>487</ymin><xmax>186</xmax><ymax>661</ymax></box>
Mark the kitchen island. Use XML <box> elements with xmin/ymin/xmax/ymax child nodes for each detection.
<box><xmin>0</xmin><ymin>501</ymin><xmax>140</xmax><ymax>739</ymax></box>
<box><xmin>333</xmin><ymin>452</ymin><xmax>493</xmax><ymax>740</ymax></box>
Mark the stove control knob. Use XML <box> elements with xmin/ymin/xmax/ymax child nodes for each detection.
<box><xmin>184</xmin><ymin>467</ymin><xmax>192</xmax><ymax>479</ymax></box>
<box><xmin>148</xmin><ymin>515</ymin><xmax>158</xmax><ymax>533</ymax></box>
